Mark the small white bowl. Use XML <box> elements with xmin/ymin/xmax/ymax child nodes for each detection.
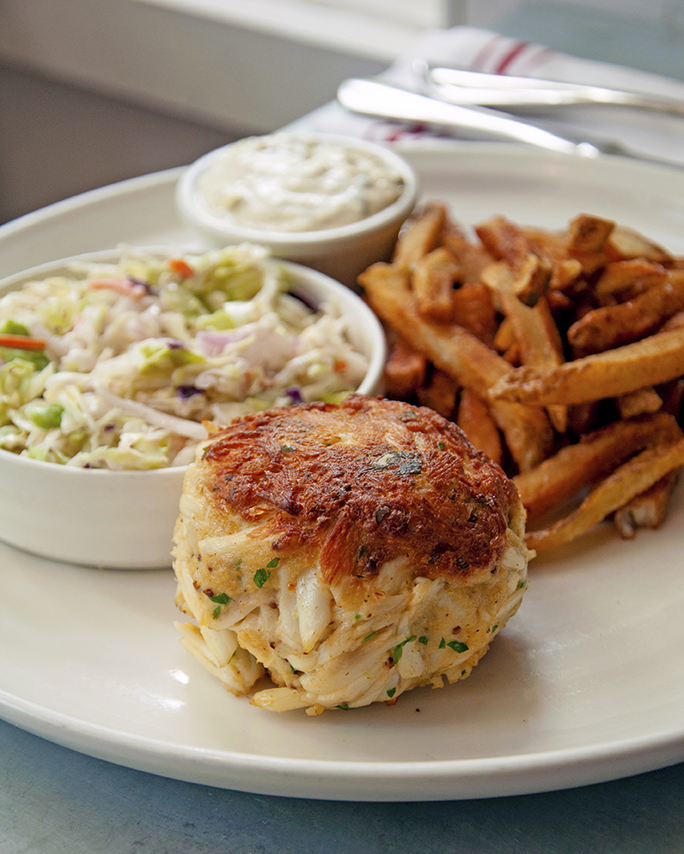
<box><xmin>176</xmin><ymin>132</ymin><xmax>418</xmax><ymax>288</ymax></box>
<box><xmin>0</xmin><ymin>250</ymin><xmax>386</xmax><ymax>570</ymax></box>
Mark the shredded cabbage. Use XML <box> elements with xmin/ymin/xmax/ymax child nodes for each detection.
<box><xmin>0</xmin><ymin>244</ymin><xmax>368</xmax><ymax>469</ymax></box>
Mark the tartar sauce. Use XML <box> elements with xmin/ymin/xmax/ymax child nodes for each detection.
<box><xmin>197</xmin><ymin>133</ymin><xmax>405</xmax><ymax>232</ymax></box>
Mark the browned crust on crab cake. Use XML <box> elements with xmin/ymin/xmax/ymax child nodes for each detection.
<box><xmin>201</xmin><ymin>394</ymin><xmax>518</xmax><ymax>593</ymax></box>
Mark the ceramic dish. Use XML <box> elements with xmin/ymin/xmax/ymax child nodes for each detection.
<box><xmin>0</xmin><ymin>250</ymin><xmax>386</xmax><ymax>569</ymax></box>
<box><xmin>176</xmin><ymin>132</ymin><xmax>418</xmax><ymax>287</ymax></box>
<box><xmin>2</xmin><ymin>143</ymin><xmax>684</xmax><ymax>801</ymax></box>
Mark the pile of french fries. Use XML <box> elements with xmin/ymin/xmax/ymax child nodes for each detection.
<box><xmin>358</xmin><ymin>203</ymin><xmax>684</xmax><ymax>552</ymax></box>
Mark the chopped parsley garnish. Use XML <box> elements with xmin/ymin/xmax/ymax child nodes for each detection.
<box><xmin>209</xmin><ymin>592</ymin><xmax>230</xmax><ymax>619</ymax></box>
<box><xmin>266</xmin><ymin>557</ymin><xmax>280</xmax><ymax>568</ymax></box>
<box><xmin>386</xmin><ymin>688</ymin><xmax>397</xmax><ymax>698</ymax></box>
<box><xmin>437</xmin><ymin>442</ymin><xmax>446</xmax><ymax>450</ymax></box>
<box><xmin>371</xmin><ymin>451</ymin><xmax>400</xmax><ymax>469</ymax></box>
<box><xmin>398</xmin><ymin>457</ymin><xmax>422</xmax><ymax>475</ymax></box>
<box><xmin>491</xmin><ymin>624</ymin><xmax>499</xmax><ymax>633</ymax></box>
<box><xmin>253</xmin><ymin>568</ymin><xmax>271</xmax><ymax>588</ymax></box>
<box><xmin>336</xmin><ymin>703</ymin><xmax>350</xmax><ymax>711</ymax></box>
<box><xmin>281</xmin><ymin>445</ymin><xmax>294</xmax><ymax>452</ymax></box>
<box><xmin>441</xmin><ymin>637</ymin><xmax>469</xmax><ymax>654</ymax></box>
<box><xmin>390</xmin><ymin>635</ymin><xmax>417</xmax><ymax>666</ymax></box>
<box><xmin>418</xmin><ymin>636</ymin><xmax>429</xmax><ymax>645</ymax></box>
<box><xmin>370</xmin><ymin>450</ymin><xmax>422</xmax><ymax>475</ymax></box>
<box><xmin>361</xmin><ymin>631</ymin><xmax>378</xmax><ymax>643</ymax></box>
<box><xmin>447</xmin><ymin>640</ymin><xmax>469</xmax><ymax>654</ymax></box>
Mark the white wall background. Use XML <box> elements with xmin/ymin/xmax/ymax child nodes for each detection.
<box><xmin>0</xmin><ymin>64</ymin><xmax>239</xmax><ymax>224</ymax></box>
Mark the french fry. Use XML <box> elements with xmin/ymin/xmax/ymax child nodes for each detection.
<box><xmin>482</xmin><ymin>252</ymin><xmax>550</xmax><ymax>306</ymax></box>
<box><xmin>392</xmin><ymin>204</ymin><xmax>446</xmax><ymax>269</ymax></box>
<box><xmin>568</xmin><ymin>270</ymin><xmax>684</xmax><ymax>355</ymax></box>
<box><xmin>489</xmin><ymin>400</ymin><xmax>554</xmax><ymax>471</ymax></box>
<box><xmin>566</xmin><ymin>401</ymin><xmax>601</xmax><ymax>435</ymax></box>
<box><xmin>662</xmin><ymin>311</ymin><xmax>684</xmax><ymax>332</ymax></box>
<box><xmin>550</xmin><ymin>258</ymin><xmax>584</xmax><ymax>291</ymax></box>
<box><xmin>513</xmin><ymin>412</ymin><xmax>679</xmax><ymax>521</ymax></box>
<box><xmin>489</xmin><ymin>328</ymin><xmax>684</xmax><ymax>407</ymax></box>
<box><xmin>482</xmin><ymin>252</ymin><xmax>551</xmax><ymax>308</ymax></box>
<box><xmin>526</xmin><ymin>437</ymin><xmax>684</xmax><ymax>552</ymax></box>
<box><xmin>594</xmin><ymin>258</ymin><xmax>668</xmax><ymax>300</ymax></box>
<box><xmin>566</xmin><ymin>214</ymin><xmax>617</xmax><ymax>275</ymax></box>
<box><xmin>384</xmin><ymin>338</ymin><xmax>427</xmax><ymax>399</ymax></box>
<box><xmin>657</xmin><ymin>377</ymin><xmax>684</xmax><ymax>415</ymax></box>
<box><xmin>520</xmin><ymin>227</ymin><xmax>584</xmax><ymax>291</ymax></box>
<box><xmin>359</xmin><ymin>262</ymin><xmax>554</xmax><ymax>470</ymax></box>
<box><xmin>475</xmin><ymin>215</ymin><xmax>530</xmax><ymax>269</ymax></box>
<box><xmin>609</xmin><ymin>225</ymin><xmax>673</xmax><ymax>264</ymax></box>
<box><xmin>417</xmin><ymin>369</ymin><xmax>459</xmax><ymax>419</ymax></box>
<box><xmin>440</xmin><ymin>221</ymin><xmax>494</xmax><ymax>284</ymax></box>
<box><xmin>616</xmin><ymin>386</ymin><xmax>662</xmax><ymax>419</ymax></box>
<box><xmin>545</xmin><ymin>288</ymin><xmax>576</xmax><ymax>313</ymax></box>
<box><xmin>502</xmin><ymin>342</ymin><xmax>522</xmax><ymax>366</ymax></box>
<box><xmin>493</xmin><ymin>316</ymin><xmax>516</xmax><ymax>353</ymax></box>
<box><xmin>612</xmin><ymin>471</ymin><xmax>679</xmax><ymax>539</ymax></box>
<box><xmin>361</xmin><ymin>263</ymin><xmax>505</xmax><ymax>392</ymax></box>
<box><xmin>450</xmin><ymin>282</ymin><xmax>498</xmax><ymax>346</ymax></box>
<box><xmin>476</xmin><ymin>220</ymin><xmax>555</xmax><ymax>305</ymax></box>
<box><xmin>483</xmin><ymin>261</ymin><xmax>567</xmax><ymax>432</ymax></box>
<box><xmin>412</xmin><ymin>247</ymin><xmax>459</xmax><ymax>321</ymax></box>
<box><xmin>481</xmin><ymin>263</ymin><xmax>559</xmax><ymax>362</ymax></box>
<box><xmin>456</xmin><ymin>388</ymin><xmax>503</xmax><ymax>465</ymax></box>
<box><xmin>568</xmin><ymin>214</ymin><xmax>615</xmax><ymax>254</ymax></box>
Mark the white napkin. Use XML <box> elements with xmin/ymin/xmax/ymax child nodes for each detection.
<box><xmin>287</xmin><ymin>26</ymin><xmax>684</xmax><ymax>166</ymax></box>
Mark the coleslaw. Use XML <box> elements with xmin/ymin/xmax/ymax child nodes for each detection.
<box><xmin>0</xmin><ymin>244</ymin><xmax>368</xmax><ymax>469</ymax></box>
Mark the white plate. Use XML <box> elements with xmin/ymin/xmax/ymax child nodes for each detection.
<box><xmin>2</xmin><ymin>143</ymin><xmax>684</xmax><ymax>802</ymax></box>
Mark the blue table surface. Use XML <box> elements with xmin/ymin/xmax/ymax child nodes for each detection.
<box><xmin>3</xmin><ymin>716</ymin><xmax>684</xmax><ymax>854</ymax></box>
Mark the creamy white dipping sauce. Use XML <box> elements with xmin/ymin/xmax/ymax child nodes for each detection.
<box><xmin>197</xmin><ymin>133</ymin><xmax>405</xmax><ymax>233</ymax></box>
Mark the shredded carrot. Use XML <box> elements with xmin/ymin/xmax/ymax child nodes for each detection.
<box><xmin>87</xmin><ymin>277</ymin><xmax>147</xmax><ymax>299</ymax></box>
<box><xmin>0</xmin><ymin>333</ymin><xmax>47</xmax><ymax>351</ymax></box>
<box><xmin>168</xmin><ymin>258</ymin><xmax>195</xmax><ymax>278</ymax></box>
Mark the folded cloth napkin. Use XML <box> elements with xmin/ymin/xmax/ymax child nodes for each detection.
<box><xmin>286</xmin><ymin>26</ymin><xmax>684</xmax><ymax>166</ymax></box>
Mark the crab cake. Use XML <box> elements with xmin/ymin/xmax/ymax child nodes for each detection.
<box><xmin>172</xmin><ymin>394</ymin><xmax>531</xmax><ymax>714</ymax></box>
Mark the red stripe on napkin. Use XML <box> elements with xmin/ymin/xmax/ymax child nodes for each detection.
<box><xmin>495</xmin><ymin>40</ymin><xmax>532</xmax><ymax>74</ymax></box>
<box><xmin>470</xmin><ymin>35</ymin><xmax>505</xmax><ymax>72</ymax></box>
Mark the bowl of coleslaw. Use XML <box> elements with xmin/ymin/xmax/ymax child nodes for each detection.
<box><xmin>176</xmin><ymin>132</ymin><xmax>418</xmax><ymax>288</ymax></box>
<box><xmin>0</xmin><ymin>243</ymin><xmax>386</xmax><ymax>569</ymax></box>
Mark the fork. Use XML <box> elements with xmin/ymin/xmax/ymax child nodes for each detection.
<box><xmin>420</xmin><ymin>65</ymin><xmax>684</xmax><ymax>118</ymax></box>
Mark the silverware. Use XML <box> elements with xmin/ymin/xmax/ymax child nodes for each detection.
<box><xmin>336</xmin><ymin>78</ymin><xmax>638</xmax><ymax>159</ymax></box>
<box><xmin>421</xmin><ymin>65</ymin><xmax>684</xmax><ymax>118</ymax></box>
